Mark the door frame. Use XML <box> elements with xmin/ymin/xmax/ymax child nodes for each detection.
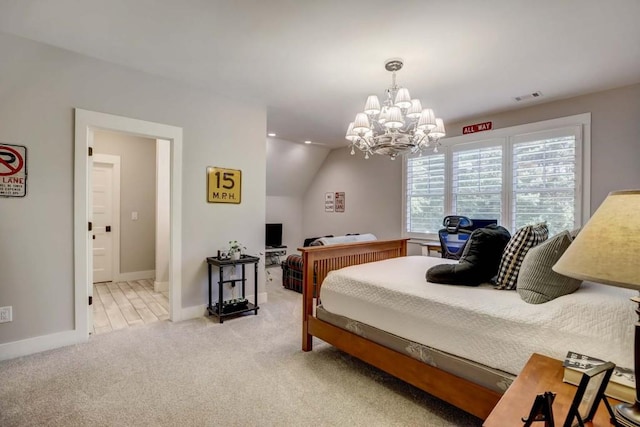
<box><xmin>92</xmin><ymin>154</ymin><xmax>121</xmax><ymax>283</ymax></box>
<box><xmin>74</xmin><ymin>108</ymin><xmax>183</xmax><ymax>340</ymax></box>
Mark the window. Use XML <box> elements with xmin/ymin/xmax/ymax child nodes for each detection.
<box><xmin>406</xmin><ymin>153</ymin><xmax>445</xmax><ymax>233</ymax></box>
<box><xmin>403</xmin><ymin>114</ymin><xmax>589</xmax><ymax>238</ymax></box>
<box><xmin>452</xmin><ymin>142</ymin><xmax>503</xmax><ymax>223</ymax></box>
<box><xmin>512</xmin><ymin>130</ymin><xmax>579</xmax><ymax>235</ymax></box>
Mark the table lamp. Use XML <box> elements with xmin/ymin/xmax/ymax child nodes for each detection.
<box><xmin>553</xmin><ymin>190</ymin><xmax>640</xmax><ymax>426</ymax></box>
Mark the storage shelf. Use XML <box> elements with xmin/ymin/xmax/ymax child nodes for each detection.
<box><xmin>207</xmin><ymin>302</ymin><xmax>259</xmax><ymax>318</ymax></box>
<box><xmin>206</xmin><ymin>255</ymin><xmax>259</xmax><ymax>324</ymax></box>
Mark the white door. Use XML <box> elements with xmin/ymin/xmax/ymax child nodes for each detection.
<box><xmin>92</xmin><ymin>154</ymin><xmax>121</xmax><ymax>284</ymax></box>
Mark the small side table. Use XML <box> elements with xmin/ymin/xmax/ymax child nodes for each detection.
<box><xmin>206</xmin><ymin>255</ymin><xmax>260</xmax><ymax>323</ymax></box>
<box><xmin>484</xmin><ymin>353</ymin><xmax>620</xmax><ymax>426</ymax></box>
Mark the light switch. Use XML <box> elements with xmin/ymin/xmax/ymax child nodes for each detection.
<box><xmin>132</xmin><ymin>211</ymin><xmax>138</xmax><ymax>221</ymax></box>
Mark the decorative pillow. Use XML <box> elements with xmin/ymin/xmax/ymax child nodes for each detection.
<box><xmin>517</xmin><ymin>231</ymin><xmax>582</xmax><ymax>303</ymax></box>
<box><xmin>495</xmin><ymin>222</ymin><xmax>549</xmax><ymax>290</ymax></box>
<box><xmin>426</xmin><ymin>225</ymin><xmax>511</xmax><ymax>286</ymax></box>
<box><xmin>304</xmin><ymin>235</ymin><xmax>333</xmax><ymax>247</ymax></box>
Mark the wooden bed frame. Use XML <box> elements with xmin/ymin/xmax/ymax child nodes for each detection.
<box><xmin>300</xmin><ymin>238</ymin><xmax>501</xmax><ymax>420</ymax></box>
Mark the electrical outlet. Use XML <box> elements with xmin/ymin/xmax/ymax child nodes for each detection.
<box><xmin>0</xmin><ymin>306</ymin><xmax>12</xmax><ymax>323</ymax></box>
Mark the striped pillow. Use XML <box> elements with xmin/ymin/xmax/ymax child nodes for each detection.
<box><xmin>495</xmin><ymin>222</ymin><xmax>549</xmax><ymax>290</ymax></box>
<box><xmin>517</xmin><ymin>231</ymin><xmax>582</xmax><ymax>303</ymax></box>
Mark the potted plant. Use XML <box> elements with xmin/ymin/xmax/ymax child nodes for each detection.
<box><xmin>228</xmin><ymin>240</ymin><xmax>246</xmax><ymax>260</ymax></box>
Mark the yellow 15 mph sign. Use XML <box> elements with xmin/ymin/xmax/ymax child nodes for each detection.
<box><xmin>207</xmin><ymin>167</ymin><xmax>241</xmax><ymax>204</ymax></box>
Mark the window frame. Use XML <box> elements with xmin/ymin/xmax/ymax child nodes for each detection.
<box><xmin>402</xmin><ymin>113</ymin><xmax>591</xmax><ymax>239</ymax></box>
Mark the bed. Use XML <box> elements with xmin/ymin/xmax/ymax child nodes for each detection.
<box><xmin>300</xmin><ymin>239</ymin><xmax>635</xmax><ymax>419</ymax></box>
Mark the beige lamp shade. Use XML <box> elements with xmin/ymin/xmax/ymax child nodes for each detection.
<box><xmin>553</xmin><ymin>190</ymin><xmax>640</xmax><ymax>290</ymax></box>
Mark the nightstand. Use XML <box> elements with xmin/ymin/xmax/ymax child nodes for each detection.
<box><xmin>484</xmin><ymin>353</ymin><xmax>619</xmax><ymax>426</ymax></box>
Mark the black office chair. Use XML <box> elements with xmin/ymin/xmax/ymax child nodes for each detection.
<box><xmin>438</xmin><ymin>216</ymin><xmax>473</xmax><ymax>259</ymax></box>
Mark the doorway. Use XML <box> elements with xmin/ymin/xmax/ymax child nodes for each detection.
<box><xmin>74</xmin><ymin>109</ymin><xmax>183</xmax><ymax>340</ymax></box>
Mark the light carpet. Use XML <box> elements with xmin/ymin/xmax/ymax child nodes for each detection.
<box><xmin>0</xmin><ymin>271</ymin><xmax>482</xmax><ymax>426</ymax></box>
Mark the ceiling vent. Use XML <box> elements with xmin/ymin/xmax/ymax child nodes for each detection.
<box><xmin>514</xmin><ymin>91</ymin><xmax>543</xmax><ymax>102</ymax></box>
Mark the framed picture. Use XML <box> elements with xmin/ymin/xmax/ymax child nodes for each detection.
<box><xmin>563</xmin><ymin>361</ymin><xmax>616</xmax><ymax>427</ymax></box>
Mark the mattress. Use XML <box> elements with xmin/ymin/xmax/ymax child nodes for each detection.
<box><xmin>317</xmin><ymin>306</ymin><xmax>515</xmax><ymax>394</ymax></box>
<box><xmin>319</xmin><ymin>256</ymin><xmax>635</xmax><ymax>375</ymax></box>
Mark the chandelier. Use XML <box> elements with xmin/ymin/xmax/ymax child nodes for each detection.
<box><xmin>345</xmin><ymin>58</ymin><xmax>446</xmax><ymax>160</ymax></box>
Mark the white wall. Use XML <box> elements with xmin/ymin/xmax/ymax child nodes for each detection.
<box><xmin>266</xmin><ymin>196</ymin><xmax>303</xmax><ymax>253</ymax></box>
<box><xmin>266</xmin><ymin>137</ymin><xmax>329</xmax><ymax>197</ymax></box>
<box><xmin>266</xmin><ymin>137</ymin><xmax>330</xmax><ymax>253</ymax></box>
<box><xmin>303</xmin><ymin>148</ymin><xmax>402</xmax><ymax>240</ymax></box>
<box><xmin>0</xmin><ymin>32</ymin><xmax>266</xmax><ymax>346</ymax></box>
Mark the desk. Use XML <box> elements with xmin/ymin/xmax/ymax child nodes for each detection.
<box><xmin>265</xmin><ymin>246</ymin><xmax>287</xmax><ymax>267</ymax></box>
<box><xmin>420</xmin><ymin>240</ymin><xmax>442</xmax><ymax>257</ymax></box>
<box><xmin>484</xmin><ymin>353</ymin><xmax>619</xmax><ymax>426</ymax></box>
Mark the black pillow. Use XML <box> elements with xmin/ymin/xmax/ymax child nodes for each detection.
<box><xmin>426</xmin><ymin>225</ymin><xmax>511</xmax><ymax>286</ymax></box>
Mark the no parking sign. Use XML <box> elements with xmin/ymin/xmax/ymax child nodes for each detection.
<box><xmin>0</xmin><ymin>143</ymin><xmax>27</xmax><ymax>197</ymax></box>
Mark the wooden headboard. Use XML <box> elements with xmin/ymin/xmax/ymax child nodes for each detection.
<box><xmin>300</xmin><ymin>238</ymin><xmax>408</xmax><ymax>351</ymax></box>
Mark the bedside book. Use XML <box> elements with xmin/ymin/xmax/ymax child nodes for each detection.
<box><xmin>562</xmin><ymin>350</ymin><xmax>635</xmax><ymax>403</ymax></box>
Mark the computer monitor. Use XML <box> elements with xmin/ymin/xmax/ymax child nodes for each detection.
<box><xmin>469</xmin><ymin>219</ymin><xmax>498</xmax><ymax>231</ymax></box>
<box><xmin>265</xmin><ymin>223</ymin><xmax>283</xmax><ymax>248</ymax></box>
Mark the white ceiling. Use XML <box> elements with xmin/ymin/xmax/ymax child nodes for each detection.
<box><xmin>1</xmin><ymin>0</ymin><xmax>639</xmax><ymax>148</ymax></box>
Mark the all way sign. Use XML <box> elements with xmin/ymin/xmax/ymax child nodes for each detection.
<box><xmin>0</xmin><ymin>143</ymin><xmax>27</xmax><ymax>197</ymax></box>
<box><xmin>463</xmin><ymin>121</ymin><xmax>492</xmax><ymax>134</ymax></box>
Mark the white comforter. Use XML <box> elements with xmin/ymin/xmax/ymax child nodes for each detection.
<box><xmin>320</xmin><ymin>256</ymin><xmax>635</xmax><ymax>375</ymax></box>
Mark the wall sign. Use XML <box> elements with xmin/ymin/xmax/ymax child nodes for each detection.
<box><xmin>207</xmin><ymin>166</ymin><xmax>241</xmax><ymax>204</ymax></box>
<box><xmin>0</xmin><ymin>143</ymin><xmax>27</xmax><ymax>197</ymax></box>
<box><xmin>325</xmin><ymin>192</ymin><xmax>334</xmax><ymax>212</ymax></box>
<box><xmin>335</xmin><ymin>192</ymin><xmax>345</xmax><ymax>213</ymax></box>
<box><xmin>463</xmin><ymin>121</ymin><xmax>493</xmax><ymax>134</ymax></box>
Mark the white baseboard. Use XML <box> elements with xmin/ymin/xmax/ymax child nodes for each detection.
<box><xmin>116</xmin><ymin>270</ymin><xmax>155</xmax><ymax>282</ymax></box>
<box><xmin>0</xmin><ymin>291</ymin><xmax>269</xmax><ymax>360</ymax></box>
<box><xmin>180</xmin><ymin>292</ymin><xmax>268</xmax><ymax>321</ymax></box>
<box><xmin>154</xmin><ymin>281</ymin><xmax>169</xmax><ymax>292</ymax></box>
<box><xmin>0</xmin><ymin>329</ymin><xmax>85</xmax><ymax>361</ymax></box>
<box><xmin>180</xmin><ymin>304</ymin><xmax>208</xmax><ymax>320</ymax></box>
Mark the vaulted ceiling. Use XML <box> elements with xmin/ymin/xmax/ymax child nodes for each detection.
<box><xmin>1</xmin><ymin>0</ymin><xmax>639</xmax><ymax>148</ymax></box>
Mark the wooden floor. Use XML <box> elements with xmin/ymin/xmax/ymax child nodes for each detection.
<box><xmin>92</xmin><ymin>279</ymin><xmax>169</xmax><ymax>335</ymax></box>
